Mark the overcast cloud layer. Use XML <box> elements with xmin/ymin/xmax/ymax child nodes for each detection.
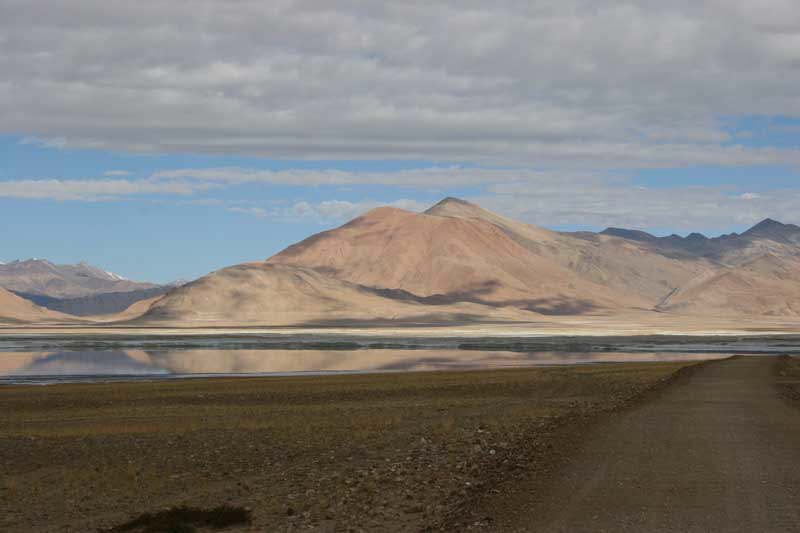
<box><xmin>2</xmin><ymin>0</ymin><xmax>800</xmax><ymax>167</ymax></box>
<box><xmin>3</xmin><ymin>0</ymin><xmax>800</xmax><ymax>240</ymax></box>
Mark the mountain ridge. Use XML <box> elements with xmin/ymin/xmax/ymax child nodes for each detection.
<box><xmin>0</xmin><ymin>259</ymin><xmax>168</xmax><ymax>316</ymax></box>
<box><xmin>6</xmin><ymin>198</ymin><xmax>800</xmax><ymax>325</ymax></box>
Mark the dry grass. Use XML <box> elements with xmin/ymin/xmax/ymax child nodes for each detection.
<box><xmin>0</xmin><ymin>362</ymin><xmax>697</xmax><ymax>532</ymax></box>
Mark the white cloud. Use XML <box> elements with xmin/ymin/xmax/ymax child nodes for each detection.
<box><xmin>227</xmin><ymin>198</ymin><xmax>425</xmax><ymax>221</ymax></box>
<box><xmin>177</xmin><ymin>198</ymin><xmax>225</xmax><ymax>206</ymax></box>
<box><xmin>103</xmin><ymin>170</ymin><xmax>131</xmax><ymax>177</ymax></box>
<box><xmin>220</xmin><ymin>185</ymin><xmax>800</xmax><ymax>232</ymax></box>
<box><xmin>473</xmin><ymin>180</ymin><xmax>800</xmax><ymax>232</ymax></box>
<box><xmin>2</xmin><ymin>1</ymin><xmax>800</xmax><ymax>168</ymax></box>
<box><xmin>227</xmin><ymin>206</ymin><xmax>269</xmax><ymax>218</ymax></box>
<box><xmin>0</xmin><ymin>179</ymin><xmax>213</xmax><ymax>201</ymax></box>
<box><xmin>149</xmin><ymin>165</ymin><xmax>800</xmax><ymax>230</ymax></box>
<box><xmin>152</xmin><ymin>166</ymin><xmax>557</xmax><ymax>187</ymax></box>
<box><xmin>1</xmin><ymin>165</ymin><xmax>796</xmax><ymax>234</ymax></box>
<box><xmin>275</xmin><ymin>198</ymin><xmax>425</xmax><ymax>221</ymax></box>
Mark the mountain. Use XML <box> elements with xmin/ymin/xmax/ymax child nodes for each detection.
<box><xmin>262</xmin><ymin>198</ymin><xmax>800</xmax><ymax>320</ymax></box>
<box><xmin>595</xmin><ymin>217</ymin><xmax>800</xmax><ymax>316</ymax></box>
<box><xmin>98</xmin><ymin>295</ymin><xmax>167</xmax><ymax>323</ymax></box>
<box><xmin>11</xmin><ymin>200</ymin><xmax>800</xmax><ymax>326</ymax></box>
<box><xmin>266</xmin><ymin>202</ymin><xmax>634</xmax><ymax>314</ymax></box>
<box><xmin>656</xmin><ymin>254</ymin><xmax>800</xmax><ymax>316</ymax></box>
<box><xmin>424</xmin><ymin>198</ymin><xmax>715</xmax><ymax>304</ymax></box>
<box><xmin>600</xmin><ymin>217</ymin><xmax>800</xmax><ymax>264</ymax></box>
<box><xmin>741</xmin><ymin>218</ymin><xmax>800</xmax><ymax>244</ymax></box>
<box><xmin>266</xmin><ymin>198</ymin><xmax>721</xmax><ymax>315</ymax></box>
<box><xmin>13</xmin><ymin>287</ymin><xmax>171</xmax><ymax>317</ymax></box>
<box><xmin>0</xmin><ymin>259</ymin><xmax>159</xmax><ymax>298</ymax></box>
<box><xmin>0</xmin><ymin>287</ymin><xmax>74</xmax><ymax>324</ymax></box>
<box><xmin>133</xmin><ymin>262</ymin><xmax>531</xmax><ymax>326</ymax></box>
<box><xmin>0</xmin><ymin>259</ymin><xmax>167</xmax><ymax>315</ymax></box>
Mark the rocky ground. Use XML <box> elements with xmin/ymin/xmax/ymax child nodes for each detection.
<box><xmin>0</xmin><ymin>362</ymin><xmax>698</xmax><ymax>532</ymax></box>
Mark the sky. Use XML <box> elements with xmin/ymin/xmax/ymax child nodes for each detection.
<box><xmin>1</xmin><ymin>0</ymin><xmax>800</xmax><ymax>283</ymax></box>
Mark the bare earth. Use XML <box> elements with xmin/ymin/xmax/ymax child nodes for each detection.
<box><xmin>5</xmin><ymin>356</ymin><xmax>800</xmax><ymax>531</ymax></box>
<box><xmin>488</xmin><ymin>356</ymin><xmax>800</xmax><ymax>532</ymax></box>
<box><xmin>0</xmin><ymin>362</ymin><xmax>691</xmax><ymax>532</ymax></box>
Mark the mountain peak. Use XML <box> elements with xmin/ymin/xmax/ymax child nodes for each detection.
<box><xmin>424</xmin><ymin>197</ymin><xmax>490</xmax><ymax>218</ymax></box>
<box><xmin>601</xmin><ymin>227</ymin><xmax>658</xmax><ymax>242</ymax></box>
<box><xmin>743</xmin><ymin>218</ymin><xmax>800</xmax><ymax>239</ymax></box>
<box><xmin>750</xmin><ymin>217</ymin><xmax>783</xmax><ymax>229</ymax></box>
<box><xmin>435</xmin><ymin>196</ymin><xmax>473</xmax><ymax>206</ymax></box>
<box><xmin>424</xmin><ymin>197</ymin><xmax>476</xmax><ymax>213</ymax></box>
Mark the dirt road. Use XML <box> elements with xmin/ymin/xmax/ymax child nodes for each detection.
<box><xmin>497</xmin><ymin>356</ymin><xmax>800</xmax><ymax>532</ymax></box>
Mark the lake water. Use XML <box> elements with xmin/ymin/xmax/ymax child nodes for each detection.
<box><xmin>0</xmin><ymin>346</ymin><xmax>736</xmax><ymax>385</ymax></box>
<box><xmin>2</xmin><ymin>334</ymin><xmax>797</xmax><ymax>385</ymax></box>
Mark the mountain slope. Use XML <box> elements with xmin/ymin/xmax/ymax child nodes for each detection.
<box><xmin>0</xmin><ymin>287</ymin><xmax>74</xmax><ymax>324</ymax></box>
<box><xmin>134</xmin><ymin>262</ymin><xmax>534</xmax><ymax>326</ymax></box>
<box><xmin>658</xmin><ymin>254</ymin><xmax>800</xmax><ymax>316</ymax></box>
<box><xmin>84</xmin><ymin>198</ymin><xmax>800</xmax><ymax>325</ymax></box>
<box><xmin>265</xmin><ymin>198</ymin><xmax>800</xmax><ymax>319</ymax></box>
<box><xmin>96</xmin><ymin>295</ymin><xmax>166</xmax><ymax>322</ymax></box>
<box><xmin>426</xmin><ymin>198</ymin><xmax>716</xmax><ymax>304</ymax></box>
<box><xmin>268</xmin><ymin>203</ymin><xmax>634</xmax><ymax>314</ymax></box>
<box><xmin>267</xmin><ymin>198</ymin><xmax>723</xmax><ymax>314</ymax></box>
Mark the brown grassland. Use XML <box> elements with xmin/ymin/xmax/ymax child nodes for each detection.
<box><xmin>1</xmin><ymin>362</ymin><xmax>702</xmax><ymax>532</ymax></box>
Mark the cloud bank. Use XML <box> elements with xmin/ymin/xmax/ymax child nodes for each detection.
<box><xmin>0</xmin><ymin>178</ymin><xmax>212</xmax><ymax>201</ymax></box>
<box><xmin>1</xmin><ymin>165</ymin><xmax>797</xmax><ymax>231</ymax></box>
<box><xmin>2</xmin><ymin>0</ymin><xmax>800</xmax><ymax>167</ymax></box>
<box><xmin>228</xmin><ymin>199</ymin><xmax>425</xmax><ymax>222</ymax></box>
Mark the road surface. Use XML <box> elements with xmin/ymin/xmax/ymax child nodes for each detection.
<box><xmin>505</xmin><ymin>356</ymin><xmax>800</xmax><ymax>532</ymax></box>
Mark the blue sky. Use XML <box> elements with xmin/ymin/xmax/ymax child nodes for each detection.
<box><xmin>2</xmin><ymin>1</ymin><xmax>800</xmax><ymax>283</ymax></box>
<box><xmin>1</xmin><ymin>136</ymin><xmax>483</xmax><ymax>281</ymax></box>
<box><xmin>3</xmin><ymin>134</ymin><xmax>798</xmax><ymax>283</ymax></box>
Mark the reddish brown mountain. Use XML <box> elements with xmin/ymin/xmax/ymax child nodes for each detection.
<box><xmin>265</xmin><ymin>197</ymin><xmax>800</xmax><ymax>319</ymax></box>
<box><xmin>100</xmin><ymin>198</ymin><xmax>800</xmax><ymax>325</ymax></box>
<box><xmin>266</xmin><ymin>198</ymin><xmax>717</xmax><ymax>315</ymax></box>
<box><xmin>267</xmin><ymin>202</ymin><xmax>630</xmax><ymax>314</ymax></box>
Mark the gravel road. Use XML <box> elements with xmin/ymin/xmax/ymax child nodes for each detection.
<box><xmin>503</xmin><ymin>356</ymin><xmax>800</xmax><ymax>532</ymax></box>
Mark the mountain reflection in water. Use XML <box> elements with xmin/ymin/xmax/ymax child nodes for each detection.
<box><xmin>0</xmin><ymin>348</ymin><xmax>728</xmax><ymax>383</ymax></box>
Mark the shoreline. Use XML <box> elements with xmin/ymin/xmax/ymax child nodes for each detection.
<box><xmin>3</xmin><ymin>311</ymin><xmax>800</xmax><ymax>339</ymax></box>
<box><xmin>0</xmin><ymin>354</ymin><xmax>730</xmax><ymax>387</ymax></box>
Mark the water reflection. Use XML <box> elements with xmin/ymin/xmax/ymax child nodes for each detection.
<box><xmin>0</xmin><ymin>348</ymin><xmax>729</xmax><ymax>384</ymax></box>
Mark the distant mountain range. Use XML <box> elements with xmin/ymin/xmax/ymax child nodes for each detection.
<box><xmin>4</xmin><ymin>198</ymin><xmax>800</xmax><ymax>325</ymax></box>
<box><xmin>0</xmin><ymin>259</ymin><xmax>172</xmax><ymax>316</ymax></box>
